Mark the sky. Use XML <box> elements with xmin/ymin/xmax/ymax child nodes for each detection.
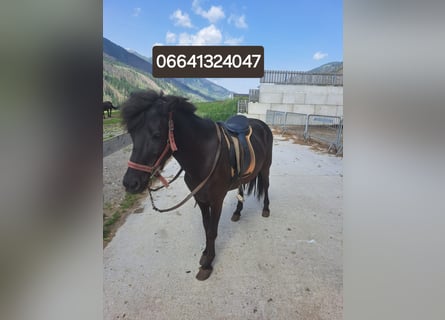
<box><xmin>103</xmin><ymin>0</ymin><xmax>342</xmax><ymax>93</ymax></box>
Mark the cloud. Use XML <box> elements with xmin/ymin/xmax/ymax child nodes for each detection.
<box><xmin>201</xmin><ymin>6</ymin><xmax>225</xmax><ymax>23</ymax></box>
<box><xmin>165</xmin><ymin>31</ymin><xmax>177</xmax><ymax>44</ymax></box>
<box><xmin>132</xmin><ymin>8</ymin><xmax>141</xmax><ymax>17</ymax></box>
<box><xmin>313</xmin><ymin>51</ymin><xmax>328</xmax><ymax>60</ymax></box>
<box><xmin>224</xmin><ymin>36</ymin><xmax>244</xmax><ymax>45</ymax></box>
<box><xmin>170</xmin><ymin>9</ymin><xmax>193</xmax><ymax>28</ymax></box>
<box><xmin>228</xmin><ymin>14</ymin><xmax>248</xmax><ymax>29</ymax></box>
<box><xmin>178</xmin><ymin>24</ymin><xmax>222</xmax><ymax>45</ymax></box>
<box><xmin>152</xmin><ymin>42</ymin><xmax>163</xmax><ymax>47</ymax></box>
<box><xmin>192</xmin><ymin>0</ymin><xmax>225</xmax><ymax>23</ymax></box>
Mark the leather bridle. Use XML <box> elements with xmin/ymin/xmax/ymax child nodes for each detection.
<box><xmin>127</xmin><ymin>112</ymin><xmax>177</xmax><ymax>187</ymax></box>
<box><xmin>126</xmin><ymin>111</ymin><xmax>223</xmax><ymax>213</ymax></box>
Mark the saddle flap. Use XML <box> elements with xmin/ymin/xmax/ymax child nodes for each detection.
<box><xmin>220</xmin><ymin>123</ymin><xmax>255</xmax><ymax>180</ymax></box>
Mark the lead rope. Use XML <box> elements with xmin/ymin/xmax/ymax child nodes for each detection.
<box><xmin>148</xmin><ymin>123</ymin><xmax>222</xmax><ymax>213</ymax></box>
<box><xmin>149</xmin><ymin>167</ymin><xmax>184</xmax><ymax>192</ymax></box>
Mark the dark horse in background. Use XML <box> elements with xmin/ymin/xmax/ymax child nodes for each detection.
<box><xmin>122</xmin><ymin>90</ymin><xmax>273</xmax><ymax>280</ymax></box>
<box><xmin>103</xmin><ymin>101</ymin><xmax>117</xmax><ymax>118</ymax></box>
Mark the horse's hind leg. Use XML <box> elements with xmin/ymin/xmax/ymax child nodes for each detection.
<box><xmin>231</xmin><ymin>186</ymin><xmax>244</xmax><ymax>222</ymax></box>
<box><xmin>261</xmin><ymin>168</ymin><xmax>271</xmax><ymax>217</ymax></box>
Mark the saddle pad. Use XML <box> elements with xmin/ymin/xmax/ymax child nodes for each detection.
<box><xmin>221</xmin><ymin>126</ymin><xmax>255</xmax><ymax>178</ymax></box>
<box><xmin>244</xmin><ymin>127</ymin><xmax>256</xmax><ymax>176</ymax></box>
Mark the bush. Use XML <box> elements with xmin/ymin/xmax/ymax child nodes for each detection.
<box><xmin>195</xmin><ymin>98</ymin><xmax>238</xmax><ymax>122</ymax></box>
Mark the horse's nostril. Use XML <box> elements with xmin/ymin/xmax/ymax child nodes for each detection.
<box><xmin>130</xmin><ymin>180</ymin><xmax>140</xmax><ymax>190</ymax></box>
<box><xmin>123</xmin><ymin>176</ymin><xmax>140</xmax><ymax>191</ymax></box>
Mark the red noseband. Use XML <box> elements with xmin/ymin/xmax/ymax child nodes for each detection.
<box><xmin>127</xmin><ymin>112</ymin><xmax>178</xmax><ymax>187</ymax></box>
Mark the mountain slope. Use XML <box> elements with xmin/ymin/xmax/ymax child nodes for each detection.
<box><xmin>308</xmin><ymin>61</ymin><xmax>343</xmax><ymax>74</ymax></box>
<box><xmin>103</xmin><ymin>38</ymin><xmax>153</xmax><ymax>73</ymax></box>
<box><xmin>103</xmin><ymin>38</ymin><xmax>232</xmax><ymax>104</ymax></box>
<box><xmin>103</xmin><ymin>54</ymin><xmax>209</xmax><ymax>105</ymax></box>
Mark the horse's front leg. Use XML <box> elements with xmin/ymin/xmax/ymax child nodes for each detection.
<box><xmin>196</xmin><ymin>199</ymin><xmax>223</xmax><ymax>281</ymax></box>
<box><xmin>197</xmin><ymin>201</ymin><xmax>211</xmax><ymax>265</ymax></box>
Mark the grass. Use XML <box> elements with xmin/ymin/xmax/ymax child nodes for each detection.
<box><xmin>102</xmin><ymin>98</ymin><xmax>239</xmax><ymax>140</ymax></box>
<box><xmin>103</xmin><ymin>192</ymin><xmax>142</xmax><ymax>241</ymax></box>
<box><xmin>103</xmin><ymin>116</ymin><xmax>122</xmax><ymax>125</ymax></box>
<box><xmin>103</xmin><ymin>112</ymin><xmax>125</xmax><ymax>141</ymax></box>
<box><xmin>195</xmin><ymin>98</ymin><xmax>239</xmax><ymax>122</ymax></box>
<box><xmin>105</xmin><ymin>98</ymin><xmax>239</xmax><ymax>122</ymax></box>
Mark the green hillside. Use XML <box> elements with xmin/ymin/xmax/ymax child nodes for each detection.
<box><xmin>103</xmin><ymin>38</ymin><xmax>232</xmax><ymax>105</ymax></box>
<box><xmin>103</xmin><ymin>54</ymin><xmax>199</xmax><ymax>106</ymax></box>
<box><xmin>308</xmin><ymin>61</ymin><xmax>343</xmax><ymax>74</ymax></box>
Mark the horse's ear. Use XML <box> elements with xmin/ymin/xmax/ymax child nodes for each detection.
<box><xmin>160</xmin><ymin>90</ymin><xmax>164</xmax><ymax>97</ymax></box>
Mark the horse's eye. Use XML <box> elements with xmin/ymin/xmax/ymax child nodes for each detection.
<box><xmin>153</xmin><ymin>132</ymin><xmax>161</xmax><ymax>139</ymax></box>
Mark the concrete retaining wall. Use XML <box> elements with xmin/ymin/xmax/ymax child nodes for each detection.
<box><xmin>247</xmin><ymin>84</ymin><xmax>343</xmax><ymax>119</ymax></box>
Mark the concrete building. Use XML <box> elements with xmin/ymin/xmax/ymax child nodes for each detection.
<box><xmin>245</xmin><ymin>70</ymin><xmax>343</xmax><ymax>121</ymax></box>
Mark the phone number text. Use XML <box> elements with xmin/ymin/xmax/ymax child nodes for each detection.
<box><xmin>156</xmin><ymin>54</ymin><xmax>262</xmax><ymax>69</ymax></box>
<box><xmin>152</xmin><ymin>46</ymin><xmax>264</xmax><ymax>78</ymax></box>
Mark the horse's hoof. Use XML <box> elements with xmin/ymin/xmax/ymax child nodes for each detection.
<box><xmin>231</xmin><ymin>213</ymin><xmax>240</xmax><ymax>222</ymax></box>
<box><xmin>196</xmin><ymin>267</ymin><xmax>213</xmax><ymax>281</ymax></box>
<box><xmin>262</xmin><ymin>210</ymin><xmax>270</xmax><ymax>217</ymax></box>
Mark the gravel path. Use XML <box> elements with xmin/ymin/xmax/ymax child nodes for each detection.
<box><xmin>103</xmin><ymin>144</ymin><xmax>131</xmax><ymax>207</ymax></box>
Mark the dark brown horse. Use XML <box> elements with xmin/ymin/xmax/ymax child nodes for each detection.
<box><xmin>122</xmin><ymin>90</ymin><xmax>273</xmax><ymax>280</ymax></box>
<box><xmin>103</xmin><ymin>101</ymin><xmax>117</xmax><ymax>118</ymax></box>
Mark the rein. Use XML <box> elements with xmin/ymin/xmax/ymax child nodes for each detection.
<box><xmin>148</xmin><ymin>122</ymin><xmax>222</xmax><ymax>213</ymax></box>
<box><xmin>127</xmin><ymin>111</ymin><xmax>222</xmax><ymax>213</ymax></box>
<box><xmin>149</xmin><ymin>167</ymin><xmax>183</xmax><ymax>192</ymax></box>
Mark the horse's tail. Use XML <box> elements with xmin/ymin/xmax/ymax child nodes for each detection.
<box><xmin>245</xmin><ymin>172</ymin><xmax>265</xmax><ymax>200</ymax></box>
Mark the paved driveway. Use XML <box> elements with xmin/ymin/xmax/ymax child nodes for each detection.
<box><xmin>104</xmin><ymin>135</ymin><xmax>343</xmax><ymax>320</ymax></box>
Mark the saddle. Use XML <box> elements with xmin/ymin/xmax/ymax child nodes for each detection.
<box><xmin>219</xmin><ymin>115</ymin><xmax>256</xmax><ymax>180</ymax></box>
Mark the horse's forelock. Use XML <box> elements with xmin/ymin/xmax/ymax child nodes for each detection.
<box><xmin>121</xmin><ymin>90</ymin><xmax>164</xmax><ymax>130</ymax></box>
<box><xmin>121</xmin><ymin>90</ymin><xmax>197</xmax><ymax>131</ymax></box>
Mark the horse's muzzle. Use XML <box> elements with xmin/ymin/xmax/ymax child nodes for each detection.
<box><xmin>123</xmin><ymin>169</ymin><xmax>148</xmax><ymax>194</ymax></box>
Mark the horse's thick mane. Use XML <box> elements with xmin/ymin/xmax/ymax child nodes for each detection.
<box><xmin>121</xmin><ymin>90</ymin><xmax>197</xmax><ymax>131</ymax></box>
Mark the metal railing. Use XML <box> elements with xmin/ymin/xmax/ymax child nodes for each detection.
<box><xmin>261</xmin><ymin>70</ymin><xmax>343</xmax><ymax>86</ymax></box>
<box><xmin>306</xmin><ymin>115</ymin><xmax>343</xmax><ymax>154</ymax></box>
<box><xmin>249</xmin><ymin>89</ymin><xmax>259</xmax><ymax>102</ymax></box>
<box><xmin>266</xmin><ymin>110</ymin><xmax>343</xmax><ymax>154</ymax></box>
<box><xmin>103</xmin><ymin>112</ymin><xmax>343</xmax><ymax>157</ymax></box>
<box><xmin>237</xmin><ymin>99</ymin><xmax>248</xmax><ymax>113</ymax></box>
<box><xmin>282</xmin><ymin>112</ymin><xmax>308</xmax><ymax>138</ymax></box>
<box><xmin>266</xmin><ymin>110</ymin><xmax>286</xmax><ymax>127</ymax></box>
